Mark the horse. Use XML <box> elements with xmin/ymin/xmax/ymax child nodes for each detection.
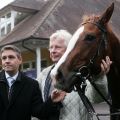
<box><xmin>51</xmin><ymin>3</ymin><xmax>120</xmax><ymax>120</ymax></box>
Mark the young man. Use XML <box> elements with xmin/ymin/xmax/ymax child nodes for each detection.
<box><xmin>37</xmin><ymin>30</ymin><xmax>112</xmax><ymax>120</ymax></box>
<box><xmin>0</xmin><ymin>45</ymin><xmax>65</xmax><ymax>120</ymax></box>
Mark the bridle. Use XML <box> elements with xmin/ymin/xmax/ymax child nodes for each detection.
<box><xmin>77</xmin><ymin>21</ymin><xmax>108</xmax><ymax>81</ymax></box>
<box><xmin>74</xmin><ymin>21</ymin><xmax>108</xmax><ymax>91</ymax></box>
<box><xmin>73</xmin><ymin>21</ymin><xmax>115</xmax><ymax>119</ymax></box>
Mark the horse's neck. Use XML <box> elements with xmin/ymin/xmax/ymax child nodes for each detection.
<box><xmin>107</xmin><ymin>31</ymin><xmax>120</xmax><ymax>105</ymax></box>
<box><xmin>109</xmin><ymin>31</ymin><xmax>120</xmax><ymax>60</ymax></box>
<box><xmin>108</xmin><ymin>31</ymin><xmax>120</xmax><ymax>74</ymax></box>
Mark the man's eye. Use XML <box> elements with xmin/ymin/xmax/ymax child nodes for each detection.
<box><xmin>56</xmin><ymin>46</ymin><xmax>61</xmax><ymax>49</ymax></box>
<box><xmin>8</xmin><ymin>56</ymin><xmax>15</xmax><ymax>59</ymax></box>
<box><xmin>1</xmin><ymin>55</ymin><xmax>16</xmax><ymax>60</ymax></box>
<box><xmin>1</xmin><ymin>56</ymin><xmax>6</xmax><ymax>60</ymax></box>
<box><xmin>85</xmin><ymin>35</ymin><xmax>96</xmax><ymax>42</ymax></box>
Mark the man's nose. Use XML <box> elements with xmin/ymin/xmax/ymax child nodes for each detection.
<box><xmin>50</xmin><ymin>47</ymin><xmax>57</xmax><ymax>52</ymax></box>
<box><xmin>4</xmin><ymin>57</ymin><xmax>11</xmax><ymax>62</ymax></box>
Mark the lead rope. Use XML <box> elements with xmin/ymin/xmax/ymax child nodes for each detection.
<box><xmin>75</xmin><ymin>84</ymin><xmax>100</xmax><ymax>120</ymax></box>
<box><xmin>88</xmin><ymin>76</ymin><xmax>120</xmax><ymax>117</ymax></box>
<box><xmin>88</xmin><ymin>76</ymin><xmax>112</xmax><ymax>106</ymax></box>
<box><xmin>75</xmin><ymin>71</ymin><xmax>120</xmax><ymax>118</ymax></box>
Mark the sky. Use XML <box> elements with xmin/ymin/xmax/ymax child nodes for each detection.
<box><xmin>0</xmin><ymin>0</ymin><xmax>14</xmax><ymax>9</ymax></box>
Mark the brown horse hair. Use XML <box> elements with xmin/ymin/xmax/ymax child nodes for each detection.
<box><xmin>81</xmin><ymin>14</ymin><xmax>100</xmax><ymax>24</ymax></box>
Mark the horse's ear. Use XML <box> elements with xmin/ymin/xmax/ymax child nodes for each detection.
<box><xmin>99</xmin><ymin>2</ymin><xmax>114</xmax><ymax>25</ymax></box>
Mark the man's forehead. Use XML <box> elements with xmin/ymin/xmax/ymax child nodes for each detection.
<box><xmin>50</xmin><ymin>39</ymin><xmax>65</xmax><ymax>45</ymax></box>
<box><xmin>2</xmin><ymin>49</ymin><xmax>15</xmax><ymax>52</ymax></box>
<box><xmin>1</xmin><ymin>50</ymin><xmax>17</xmax><ymax>55</ymax></box>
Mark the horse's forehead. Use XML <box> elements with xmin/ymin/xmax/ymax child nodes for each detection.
<box><xmin>84</xmin><ymin>22</ymin><xmax>99</xmax><ymax>32</ymax></box>
<box><xmin>51</xmin><ymin>26</ymin><xmax>84</xmax><ymax>77</ymax></box>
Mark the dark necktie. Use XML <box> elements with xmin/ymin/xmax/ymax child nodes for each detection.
<box><xmin>8</xmin><ymin>78</ymin><xmax>15</xmax><ymax>100</ymax></box>
<box><xmin>44</xmin><ymin>65</ymin><xmax>54</xmax><ymax>101</ymax></box>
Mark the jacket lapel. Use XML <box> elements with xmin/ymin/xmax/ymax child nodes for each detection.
<box><xmin>8</xmin><ymin>72</ymin><xmax>25</xmax><ymax>107</ymax></box>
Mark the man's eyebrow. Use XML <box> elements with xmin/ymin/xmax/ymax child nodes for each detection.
<box><xmin>1</xmin><ymin>55</ymin><xmax>16</xmax><ymax>58</ymax></box>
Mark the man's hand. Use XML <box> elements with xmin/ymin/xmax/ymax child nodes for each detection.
<box><xmin>100</xmin><ymin>56</ymin><xmax>112</xmax><ymax>75</ymax></box>
<box><xmin>51</xmin><ymin>89</ymin><xmax>66</xmax><ymax>102</ymax></box>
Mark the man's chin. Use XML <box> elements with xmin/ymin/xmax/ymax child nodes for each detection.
<box><xmin>4</xmin><ymin>69</ymin><xmax>13</xmax><ymax>73</ymax></box>
<box><xmin>52</xmin><ymin>59</ymin><xmax>59</xmax><ymax>63</ymax></box>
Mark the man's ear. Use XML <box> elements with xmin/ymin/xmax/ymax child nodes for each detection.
<box><xmin>19</xmin><ymin>56</ymin><xmax>22</xmax><ymax>64</ymax></box>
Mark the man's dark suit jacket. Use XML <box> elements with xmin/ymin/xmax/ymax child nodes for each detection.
<box><xmin>0</xmin><ymin>70</ymin><xmax>60</xmax><ymax>120</ymax></box>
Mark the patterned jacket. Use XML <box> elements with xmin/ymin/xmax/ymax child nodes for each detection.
<box><xmin>37</xmin><ymin>65</ymin><xmax>108</xmax><ymax>120</ymax></box>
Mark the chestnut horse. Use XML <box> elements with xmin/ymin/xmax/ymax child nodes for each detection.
<box><xmin>51</xmin><ymin>3</ymin><xmax>120</xmax><ymax>120</ymax></box>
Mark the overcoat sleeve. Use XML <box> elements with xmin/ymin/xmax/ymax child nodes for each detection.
<box><xmin>31</xmin><ymin>80</ymin><xmax>62</xmax><ymax>119</ymax></box>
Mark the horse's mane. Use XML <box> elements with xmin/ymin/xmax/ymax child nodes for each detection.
<box><xmin>81</xmin><ymin>14</ymin><xmax>100</xmax><ymax>24</ymax></box>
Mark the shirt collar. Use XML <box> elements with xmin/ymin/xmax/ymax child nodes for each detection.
<box><xmin>5</xmin><ymin>72</ymin><xmax>19</xmax><ymax>80</ymax></box>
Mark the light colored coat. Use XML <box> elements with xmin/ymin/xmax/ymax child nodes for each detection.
<box><xmin>37</xmin><ymin>65</ymin><xmax>108</xmax><ymax>120</ymax></box>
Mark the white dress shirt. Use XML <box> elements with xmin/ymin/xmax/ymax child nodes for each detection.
<box><xmin>5</xmin><ymin>72</ymin><xmax>18</xmax><ymax>87</ymax></box>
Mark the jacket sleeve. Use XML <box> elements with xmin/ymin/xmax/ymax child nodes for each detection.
<box><xmin>85</xmin><ymin>75</ymin><xmax>108</xmax><ymax>103</ymax></box>
<box><xmin>31</xmin><ymin>80</ymin><xmax>62</xmax><ymax>119</ymax></box>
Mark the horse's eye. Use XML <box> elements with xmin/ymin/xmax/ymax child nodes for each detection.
<box><xmin>85</xmin><ymin>35</ymin><xmax>96</xmax><ymax>42</ymax></box>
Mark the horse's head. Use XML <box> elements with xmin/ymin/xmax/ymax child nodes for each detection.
<box><xmin>51</xmin><ymin>3</ymin><xmax>114</xmax><ymax>92</ymax></box>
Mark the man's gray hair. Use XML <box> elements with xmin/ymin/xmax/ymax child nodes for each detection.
<box><xmin>50</xmin><ymin>30</ymin><xmax>72</xmax><ymax>46</ymax></box>
<box><xmin>1</xmin><ymin>45</ymin><xmax>21</xmax><ymax>58</ymax></box>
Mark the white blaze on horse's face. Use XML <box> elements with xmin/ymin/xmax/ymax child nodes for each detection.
<box><xmin>51</xmin><ymin>26</ymin><xmax>84</xmax><ymax>80</ymax></box>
